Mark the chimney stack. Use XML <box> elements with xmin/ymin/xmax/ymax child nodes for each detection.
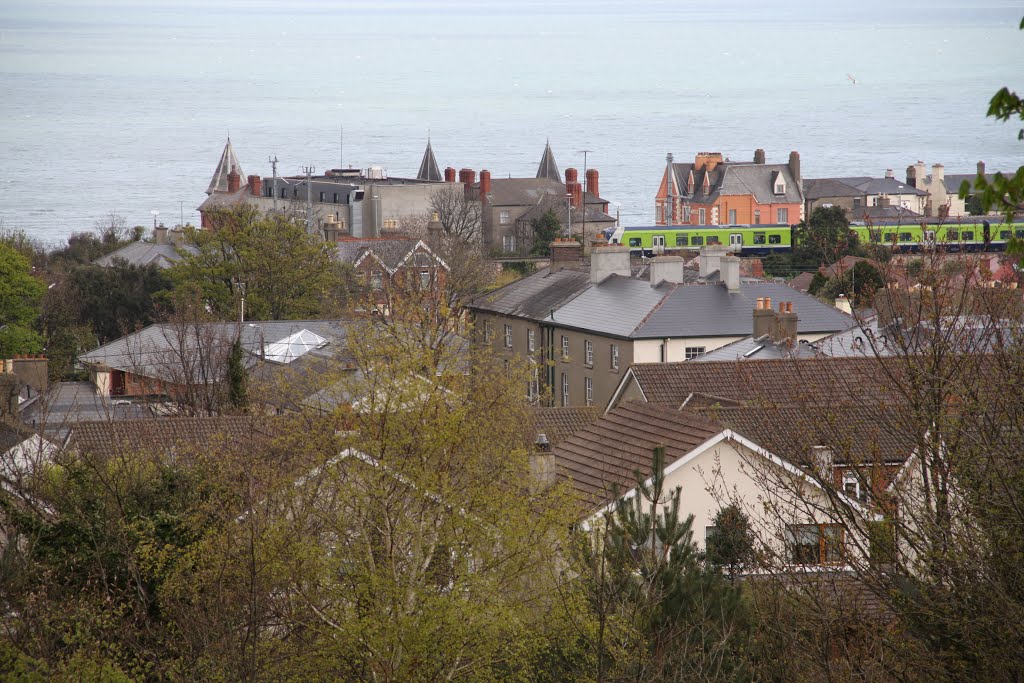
<box><xmin>720</xmin><ymin>255</ymin><xmax>741</xmax><ymax>293</ymax></box>
<box><xmin>699</xmin><ymin>245</ymin><xmax>727</xmax><ymax>278</ymax></box>
<box><xmin>753</xmin><ymin>297</ymin><xmax>776</xmax><ymax>338</ymax></box>
<box><xmin>227</xmin><ymin>165</ymin><xmax>241</xmax><ymax>193</ymax></box>
<box><xmin>649</xmin><ymin>255</ymin><xmax>685</xmax><ymax>286</ymax></box>
<box><xmin>458</xmin><ymin>168</ymin><xmax>475</xmax><ymax>186</ymax></box>
<box><xmin>247</xmin><ymin>174</ymin><xmax>262</xmax><ymax>196</ymax></box>
<box><xmin>906</xmin><ymin>164</ymin><xmax>917</xmax><ymax>188</ymax></box>
<box><xmin>788</xmin><ymin>151</ymin><xmax>801</xmax><ymax>185</ymax></box>
<box><xmin>585</xmin><ymin>168</ymin><xmax>600</xmax><ymax>198</ymax></box>
<box><xmin>590</xmin><ymin>242</ymin><xmax>631</xmax><ymax>283</ymax></box>
<box><xmin>977</xmin><ymin>160</ymin><xmax>986</xmax><ymax>176</ymax></box>
<box><xmin>932</xmin><ymin>163</ymin><xmax>945</xmax><ymax>185</ymax></box>
<box><xmin>754</xmin><ymin>148</ymin><xmax>766</xmax><ymax>164</ymax></box>
<box><xmin>884</xmin><ymin>169</ymin><xmax>893</xmax><ymax>179</ymax></box>
<box><xmin>427</xmin><ymin>212</ymin><xmax>443</xmax><ymax>246</ymax></box>
<box><xmin>444</xmin><ymin>166</ymin><xmax>457</xmax><ymax>183</ymax></box>
<box><xmin>550</xmin><ymin>239</ymin><xmax>584</xmax><ymax>273</ymax></box>
<box><xmin>153</xmin><ymin>225</ymin><xmax>168</xmax><ymax>244</ymax></box>
<box><xmin>480</xmin><ymin>169</ymin><xmax>491</xmax><ymax>196</ymax></box>
<box><xmin>776</xmin><ymin>301</ymin><xmax>798</xmax><ymax>344</ymax></box>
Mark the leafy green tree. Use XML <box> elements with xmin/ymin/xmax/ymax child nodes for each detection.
<box><xmin>226</xmin><ymin>338</ymin><xmax>247</xmax><ymax>410</ymax></box>
<box><xmin>530</xmin><ymin>209</ymin><xmax>562</xmax><ymax>255</ymax></box>
<box><xmin>0</xmin><ymin>242</ymin><xmax>45</xmax><ymax>356</ymax></box>
<box><xmin>765</xmin><ymin>206</ymin><xmax>865</xmax><ymax>277</ymax></box>
<box><xmin>705</xmin><ymin>504</ymin><xmax>755</xmax><ymax>582</ymax></box>
<box><xmin>169</xmin><ymin>207</ymin><xmax>343</xmax><ymax>321</ymax></box>
<box><xmin>818</xmin><ymin>260</ymin><xmax>885</xmax><ymax>306</ymax></box>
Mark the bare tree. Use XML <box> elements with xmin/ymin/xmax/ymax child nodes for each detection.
<box><xmin>429</xmin><ymin>186</ymin><xmax>481</xmax><ymax>243</ymax></box>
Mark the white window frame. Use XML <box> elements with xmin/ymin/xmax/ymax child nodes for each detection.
<box><xmin>585</xmin><ymin>377</ymin><xmax>593</xmax><ymax>406</ymax></box>
<box><xmin>843</xmin><ymin>471</ymin><xmax>868</xmax><ymax>503</ymax></box>
<box><xmin>584</xmin><ymin>339</ymin><xmax>594</xmax><ymax>366</ymax></box>
<box><xmin>698</xmin><ymin>208</ymin><xmax>706</xmax><ymax>225</ymax></box>
<box><xmin>684</xmin><ymin>346</ymin><xmax>706</xmax><ymax>360</ymax></box>
<box><xmin>499</xmin><ymin>209</ymin><xmax>511</xmax><ymax>225</ymax></box>
<box><xmin>503</xmin><ymin>324</ymin><xmax>512</xmax><ymax>350</ymax></box>
<box><xmin>777</xmin><ymin>208</ymin><xmax>789</xmax><ymax>224</ymax></box>
<box><xmin>527</xmin><ymin>329</ymin><xmax>536</xmax><ymax>353</ymax></box>
<box><xmin>611</xmin><ymin>344</ymin><xmax>619</xmax><ymax>370</ymax></box>
<box><xmin>561</xmin><ymin>373</ymin><xmax>569</xmax><ymax>406</ymax></box>
<box><xmin>419</xmin><ymin>270</ymin><xmax>431</xmax><ymax>290</ymax></box>
<box><xmin>561</xmin><ymin>335</ymin><xmax>569</xmax><ymax>360</ymax></box>
<box><xmin>683</xmin><ymin>205</ymin><xmax>691</xmax><ymax>223</ymax></box>
<box><xmin>728</xmin><ymin>209</ymin><xmax>737</xmax><ymax>224</ymax></box>
<box><xmin>502</xmin><ymin>234</ymin><xmax>516</xmax><ymax>252</ymax></box>
<box><xmin>754</xmin><ymin>209</ymin><xmax>761</xmax><ymax>224</ymax></box>
<box><xmin>483</xmin><ymin>321</ymin><xmax>492</xmax><ymax>343</ymax></box>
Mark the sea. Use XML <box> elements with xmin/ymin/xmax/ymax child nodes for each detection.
<box><xmin>1</xmin><ymin>0</ymin><xmax>1022</xmax><ymax>244</ymax></box>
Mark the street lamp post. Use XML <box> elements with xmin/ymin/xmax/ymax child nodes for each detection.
<box><xmin>150</xmin><ymin>209</ymin><xmax>160</xmax><ymax>231</ymax></box>
<box><xmin>565</xmin><ymin>193</ymin><xmax>573</xmax><ymax>239</ymax></box>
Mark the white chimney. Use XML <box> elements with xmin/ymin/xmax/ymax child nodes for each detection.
<box><xmin>649</xmin><ymin>255</ymin><xmax>685</xmax><ymax>286</ymax></box>
<box><xmin>720</xmin><ymin>255</ymin><xmax>740</xmax><ymax>293</ymax></box>
<box><xmin>835</xmin><ymin>294</ymin><xmax>852</xmax><ymax>314</ymax></box>
<box><xmin>590</xmin><ymin>244</ymin><xmax>631</xmax><ymax>284</ymax></box>
<box><xmin>884</xmin><ymin>169</ymin><xmax>894</xmax><ymax>179</ymax></box>
<box><xmin>699</xmin><ymin>245</ymin><xmax>727</xmax><ymax>278</ymax></box>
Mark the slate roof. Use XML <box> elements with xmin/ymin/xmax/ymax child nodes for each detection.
<box><xmin>77</xmin><ymin>320</ymin><xmax>350</xmax><ymax>382</ymax></box>
<box><xmin>207</xmin><ymin>138</ymin><xmax>244</xmax><ymax>195</ymax></box>
<box><xmin>803</xmin><ymin>178</ymin><xmax>866</xmax><ymax>200</ymax></box>
<box><xmin>69</xmin><ymin>416</ymin><xmax>265</xmax><ymax>458</ymax></box>
<box><xmin>469</xmin><ymin>267</ymin><xmax>592</xmax><ymax>321</ymax></box>
<box><xmin>633</xmin><ymin>281</ymin><xmax>854</xmax><ymax>339</ymax></box>
<box><xmin>696</xmin><ymin>335</ymin><xmax>820</xmax><ymax>362</ymax></box>
<box><xmin>416</xmin><ymin>139</ymin><xmax>442</xmax><ymax>182</ymax></box>
<box><xmin>531</xmin><ymin>406</ymin><xmax>602</xmax><ymax>448</ymax></box>
<box><xmin>804</xmin><ymin>176</ymin><xmax>925</xmax><ymax>200</ymax></box>
<box><xmin>552</xmin><ymin>276</ymin><xmax>671</xmax><ymax>337</ymax></box>
<box><xmin>93</xmin><ymin>240</ymin><xmax>196</xmax><ymax>269</ymax></box>
<box><xmin>335</xmin><ymin>238</ymin><xmax>432</xmax><ymax>270</ymax></box>
<box><xmin>671</xmin><ymin>161</ymin><xmax>802</xmax><ymax>205</ymax></box>
<box><xmin>536</xmin><ymin>141</ymin><xmax>560</xmax><ymax>181</ymax></box>
<box><xmin>552</xmin><ymin>401</ymin><xmax>722</xmax><ymax>508</ymax></box>
<box><xmin>473</xmin><ymin>266</ymin><xmax>853</xmax><ymax>340</ymax></box>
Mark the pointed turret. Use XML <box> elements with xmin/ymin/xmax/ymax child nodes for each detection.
<box><xmin>207</xmin><ymin>138</ymin><xmax>244</xmax><ymax>195</ymax></box>
<box><xmin>536</xmin><ymin>140</ymin><xmax>560</xmax><ymax>181</ymax></box>
<box><xmin>416</xmin><ymin>138</ymin><xmax>442</xmax><ymax>182</ymax></box>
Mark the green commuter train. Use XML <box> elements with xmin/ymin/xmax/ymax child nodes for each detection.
<box><xmin>603</xmin><ymin>219</ymin><xmax>1024</xmax><ymax>257</ymax></box>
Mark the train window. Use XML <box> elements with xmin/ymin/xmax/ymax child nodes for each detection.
<box><xmin>691</xmin><ymin>235</ymin><xmax>704</xmax><ymax>246</ymax></box>
<box><xmin>708</xmin><ymin>236</ymin><xmax>721</xmax><ymax>245</ymax></box>
<box><xmin>628</xmin><ymin>237</ymin><xmax>642</xmax><ymax>247</ymax></box>
<box><xmin>899</xmin><ymin>232</ymin><xmax>913</xmax><ymax>242</ymax></box>
<box><xmin>1000</xmin><ymin>230</ymin><xmax>1012</xmax><ymax>240</ymax></box>
<box><xmin>769</xmin><ymin>234</ymin><xmax>782</xmax><ymax>244</ymax></box>
<box><xmin>884</xmin><ymin>233</ymin><xmax>896</xmax><ymax>242</ymax></box>
<box><xmin>676</xmin><ymin>234</ymin><xmax>689</xmax><ymax>247</ymax></box>
<box><xmin>753</xmin><ymin>233</ymin><xmax>766</xmax><ymax>244</ymax></box>
<box><xmin>962</xmin><ymin>231</ymin><xmax>974</xmax><ymax>241</ymax></box>
<box><xmin>1016</xmin><ymin>230</ymin><xmax>1024</xmax><ymax>239</ymax></box>
<box><xmin>869</xmin><ymin>231</ymin><xmax>881</xmax><ymax>243</ymax></box>
<box><xmin>947</xmin><ymin>230</ymin><xmax>958</xmax><ymax>240</ymax></box>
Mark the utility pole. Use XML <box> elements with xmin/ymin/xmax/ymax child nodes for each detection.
<box><xmin>579</xmin><ymin>149</ymin><xmax>592</xmax><ymax>244</ymax></box>
<box><xmin>179</xmin><ymin>201</ymin><xmax>184</xmax><ymax>227</ymax></box>
<box><xmin>340</xmin><ymin>125</ymin><xmax>343</xmax><ymax>169</ymax></box>
<box><xmin>269</xmin><ymin>155</ymin><xmax>279</xmax><ymax>212</ymax></box>
<box><xmin>565</xmin><ymin>193</ymin><xmax>572</xmax><ymax>239</ymax></box>
<box><xmin>302</xmin><ymin>164</ymin><xmax>316</xmax><ymax>233</ymax></box>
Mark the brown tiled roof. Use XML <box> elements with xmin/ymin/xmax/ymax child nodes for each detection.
<box><xmin>788</xmin><ymin>272</ymin><xmax>815</xmax><ymax>292</ymax></box>
<box><xmin>552</xmin><ymin>401</ymin><xmax>721</xmax><ymax>509</ymax></box>
<box><xmin>626</xmin><ymin>356</ymin><xmax>897</xmax><ymax>409</ymax></box>
<box><xmin>531</xmin><ymin>406</ymin><xmax>602</xmax><ymax>448</ymax></box>
<box><xmin>70</xmin><ymin>416</ymin><xmax>273</xmax><ymax>459</ymax></box>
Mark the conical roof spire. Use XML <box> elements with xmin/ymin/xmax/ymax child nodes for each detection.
<box><xmin>207</xmin><ymin>137</ymin><xmax>244</xmax><ymax>195</ymax></box>
<box><xmin>536</xmin><ymin>139</ymin><xmax>560</xmax><ymax>181</ymax></box>
<box><xmin>416</xmin><ymin>137</ymin><xmax>442</xmax><ymax>182</ymax></box>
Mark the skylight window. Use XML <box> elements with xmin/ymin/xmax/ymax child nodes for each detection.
<box><xmin>263</xmin><ymin>329</ymin><xmax>328</xmax><ymax>364</ymax></box>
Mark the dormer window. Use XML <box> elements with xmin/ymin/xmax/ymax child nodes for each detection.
<box><xmin>773</xmin><ymin>171</ymin><xmax>786</xmax><ymax>195</ymax></box>
<box><xmin>686</xmin><ymin>170</ymin><xmax>695</xmax><ymax>195</ymax></box>
<box><xmin>702</xmin><ymin>174</ymin><xmax>710</xmax><ymax>194</ymax></box>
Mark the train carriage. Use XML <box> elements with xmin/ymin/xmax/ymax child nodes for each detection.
<box><xmin>604</xmin><ymin>218</ymin><xmax>1024</xmax><ymax>257</ymax></box>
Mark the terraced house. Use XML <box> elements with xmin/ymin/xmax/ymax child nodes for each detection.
<box><xmin>469</xmin><ymin>241</ymin><xmax>853</xmax><ymax>408</ymax></box>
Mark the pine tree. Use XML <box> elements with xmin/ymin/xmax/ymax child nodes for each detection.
<box><xmin>227</xmin><ymin>338</ymin><xmax>247</xmax><ymax>410</ymax></box>
<box><xmin>595</xmin><ymin>447</ymin><xmax>752</xmax><ymax>681</ymax></box>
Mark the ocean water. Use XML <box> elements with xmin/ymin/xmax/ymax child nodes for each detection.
<box><xmin>1</xmin><ymin>0</ymin><xmax>1021</xmax><ymax>243</ymax></box>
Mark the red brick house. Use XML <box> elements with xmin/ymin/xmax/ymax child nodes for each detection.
<box><xmin>655</xmin><ymin>149</ymin><xmax>804</xmax><ymax>227</ymax></box>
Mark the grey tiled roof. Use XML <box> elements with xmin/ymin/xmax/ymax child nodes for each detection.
<box><xmin>550</xmin><ymin>276</ymin><xmax>671</xmax><ymax>337</ymax></box>
<box><xmin>93</xmin><ymin>241</ymin><xmax>196</xmax><ymax>269</ymax></box>
<box><xmin>536</xmin><ymin>141</ymin><xmax>560</xmax><ymax>181</ymax></box>
<box><xmin>633</xmin><ymin>281</ymin><xmax>855</xmax><ymax>339</ymax></box>
<box><xmin>207</xmin><ymin>138</ymin><xmax>244</xmax><ymax>195</ymax></box>
<box><xmin>803</xmin><ymin>177</ymin><xmax>866</xmax><ymax>200</ymax></box>
<box><xmin>335</xmin><ymin>238</ymin><xmax>427</xmax><ymax>270</ymax></box>
<box><xmin>77</xmin><ymin>320</ymin><xmax>349</xmax><ymax>381</ymax></box>
<box><xmin>417</xmin><ymin>139</ymin><xmax>442</xmax><ymax>182</ymax></box>
<box><xmin>672</xmin><ymin>161</ymin><xmax>803</xmax><ymax>205</ymax></box>
<box><xmin>696</xmin><ymin>335</ymin><xmax>820</xmax><ymax>361</ymax></box>
<box><xmin>469</xmin><ymin>267</ymin><xmax>592</xmax><ymax>321</ymax></box>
